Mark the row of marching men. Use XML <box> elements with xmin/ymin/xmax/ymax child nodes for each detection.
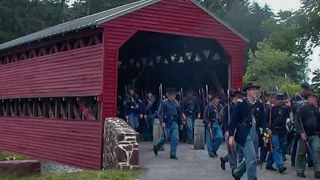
<box><xmin>120</xmin><ymin>84</ymin><xmax>223</xmax><ymax>143</ymax></box>
<box><xmin>122</xmin><ymin>82</ymin><xmax>320</xmax><ymax>179</ymax></box>
<box><xmin>220</xmin><ymin>82</ymin><xmax>320</xmax><ymax>180</ymax></box>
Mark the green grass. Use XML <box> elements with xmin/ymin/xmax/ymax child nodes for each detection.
<box><xmin>0</xmin><ymin>170</ymin><xmax>140</xmax><ymax>180</ymax></box>
<box><xmin>0</xmin><ymin>152</ymin><xmax>28</xmax><ymax>160</ymax></box>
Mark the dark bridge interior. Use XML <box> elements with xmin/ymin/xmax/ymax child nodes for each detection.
<box><xmin>118</xmin><ymin>31</ymin><xmax>230</xmax><ymax>98</ymax></box>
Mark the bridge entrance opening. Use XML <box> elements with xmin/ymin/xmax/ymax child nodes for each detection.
<box><xmin>117</xmin><ymin>31</ymin><xmax>230</xmax><ymax>115</ymax></box>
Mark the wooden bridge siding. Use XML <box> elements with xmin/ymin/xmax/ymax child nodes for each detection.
<box><xmin>0</xmin><ymin>117</ymin><xmax>101</xmax><ymax>169</ymax></box>
<box><xmin>0</xmin><ymin>45</ymin><xmax>104</xmax><ymax>99</ymax></box>
<box><xmin>101</xmin><ymin>0</ymin><xmax>245</xmax><ymax>118</ymax></box>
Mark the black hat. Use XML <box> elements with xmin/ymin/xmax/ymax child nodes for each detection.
<box><xmin>276</xmin><ymin>93</ymin><xmax>285</xmax><ymax>100</ymax></box>
<box><xmin>243</xmin><ymin>82</ymin><xmax>260</xmax><ymax>92</ymax></box>
<box><xmin>208</xmin><ymin>91</ymin><xmax>219</xmax><ymax>98</ymax></box>
<box><xmin>230</xmin><ymin>89</ymin><xmax>244</xmax><ymax>97</ymax></box>
<box><xmin>301</xmin><ymin>82</ymin><xmax>310</xmax><ymax>90</ymax></box>
<box><xmin>166</xmin><ymin>87</ymin><xmax>177</xmax><ymax>95</ymax></box>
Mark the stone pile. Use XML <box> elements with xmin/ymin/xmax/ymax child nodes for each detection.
<box><xmin>103</xmin><ymin>117</ymin><xmax>139</xmax><ymax>170</ymax></box>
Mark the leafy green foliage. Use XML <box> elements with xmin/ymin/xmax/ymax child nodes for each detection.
<box><xmin>312</xmin><ymin>69</ymin><xmax>320</xmax><ymax>92</ymax></box>
<box><xmin>244</xmin><ymin>41</ymin><xmax>294</xmax><ymax>87</ymax></box>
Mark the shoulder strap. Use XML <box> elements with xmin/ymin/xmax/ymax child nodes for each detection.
<box><xmin>238</xmin><ymin>103</ymin><xmax>255</xmax><ymax>127</ymax></box>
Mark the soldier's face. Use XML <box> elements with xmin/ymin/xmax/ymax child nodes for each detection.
<box><xmin>301</xmin><ymin>88</ymin><xmax>308</xmax><ymax>96</ymax></box>
<box><xmin>308</xmin><ymin>96</ymin><xmax>317</xmax><ymax>105</ymax></box>
<box><xmin>147</xmin><ymin>93</ymin><xmax>152</xmax><ymax>98</ymax></box>
<box><xmin>247</xmin><ymin>88</ymin><xmax>258</xmax><ymax>98</ymax></box>
<box><xmin>129</xmin><ymin>90</ymin><xmax>135</xmax><ymax>95</ymax></box>
<box><xmin>168</xmin><ymin>94</ymin><xmax>176</xmax><ymax>100</ymax></box>
<box><xmin>213</xmin><ymin>97</ymin><xmax>220</xmax><ymax>104</ymax></box>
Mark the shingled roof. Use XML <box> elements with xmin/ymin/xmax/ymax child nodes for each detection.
<box><xmin>0</xmin><ymin>0</ymin><xmax>248</xmax><ymax>51</ymax></box>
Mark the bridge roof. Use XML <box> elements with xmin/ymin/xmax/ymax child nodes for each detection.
<box><xmin>0</xmin><ymin>0</ymin><xmax>248</xmax><ymax>51</ymax></box>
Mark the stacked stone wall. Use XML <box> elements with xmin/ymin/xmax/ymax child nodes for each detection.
<box><xmin>103</xmin><ymin>117</ymin><xmax>139</xmax><ymax>170</ymax></box>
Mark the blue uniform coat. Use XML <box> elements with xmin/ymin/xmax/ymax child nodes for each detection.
<box><xmin>228</xmin><ymin>98</ymin><xmax>267</xmax><ymax>147</ymax></box>
<box><xmin>157</xmin><ymin>99</ymin><xmax>182</xmax><ymax>128</ymax></box>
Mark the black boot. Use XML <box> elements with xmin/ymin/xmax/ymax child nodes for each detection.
<box><xmin>232</xmin><ymin>170</ymin><xmax>240</xmax><ymax>180</ymax></box>
<box><xmin>266</xmin><ymin>166</ymin><xmax>277</xmax><ymax>171</ymax></box>
<box><xmin>297</xmin><ymin>173</ymin><xmax>306</xmax><ymax>178</ymax></box>
<box><xmin>153</xmin><ymin>145</ymin><xmax>158</xmax><ymax>156</ymax></box>
<box><xmin>315</xmin><ymin>172</ymin><xmax>320</xmax><ymax>179</ymax></box>
<box><xmin>278</xmin><ymin>166</ymin><xmax>287</xmax><ymax>174</ymax></box>
<box><xmin>170</xmin><ymin>155</ymin><xmax>178</xmax><ymax>160</ymax></box>
<box><xmin>220</xmin><ymin>157</ymin><xmax>226</xmax><ymax>170</ymax></box>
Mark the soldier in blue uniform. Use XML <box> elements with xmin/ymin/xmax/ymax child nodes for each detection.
<box><xmin>182</xmin><ymin>89</ymin><xmax>201</xmax><ymax>144</ymax></box>
<box><xmin>258</xmin><ymin>92</ymin><xmax>276</xmax><ymax>165</ymax></box>
<box><xmin>143</xmin><ymin>90</ymin><xmax>158</xmax><ymax>141</ymax></box>
<box><xmin>123</xmin><ymin>85</ymin><xmax>143</xmax><ymax>131</ymax></box>
<box><xmin>265</xmin><ymin>93</ymin><xmax>290</xmax><ymax>173</ymax></box>
<box><xmin>153</xmin><ymin>87</ymin><xmax>182</xmax><ymax>159</ymax></box>
<box><xmin>203</xmin><ymin>92</ymin><xmax>224</xmax><ymax>158</ymax></box>
<box><xmin>220</xmin><ymin>90</ymin><xmax>244</xmax><ymax>177</ymax></box>
<box><xmin>228</xmin><ymin>83</ymin><xmax>268</xmax><ymax>180</ymax></box>
<box><xmin>290</xmin><ymin>82</ymin><xmax>313</xmax><ymax>167</ymax></box>
<box><xmin>295</xmin><ymin>90</ymin><xmax>320</xmax><ymax>178</ymax></box>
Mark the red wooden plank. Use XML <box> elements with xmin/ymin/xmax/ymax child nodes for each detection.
<box><xmin>0</xmin><ymin>45</ymin><xmax>103</xmax><ymax>99</ymax></box>
<box><xmin>0</xmin><ymin>116</ymin><xmax>101</xmax><ymax>169</ymax></box>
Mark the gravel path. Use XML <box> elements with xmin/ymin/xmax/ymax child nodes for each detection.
<box><xmin>41</xmin><ymin>161</ymin><xmax>83</xmax><ymax>173</ymax></box>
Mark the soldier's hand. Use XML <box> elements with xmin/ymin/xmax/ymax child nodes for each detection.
<box><xmin>125</xmin><ymin>116</ymin><xmax>129</xmax><ymax>121</ymax></box>
<box><xmin>224</xmin><ymin>131</ymin><xmax>229</xmax><ymax>138</ymax></box>
<box><xmin>300</xmin><ymin>133</ymin><xmax>308</xmax><ymax>141</ymax></box>
<box><xmin>144</xmin><ymin>115</ymin><xmax>147</xmax><ymax>119</ymax></box>
<box><xmin>161</xmin><ymin>123</ymin><xmax>166</xmax><ymax>128</ymax></box>
<box><xmin>267</xmin><ymin>129</ymin><xmax>272</xmax><ymax>135</ymax></box>
<box><xmin>180</xmin><ymin>125</ymin><xmax>184</xmax><ymax>130</ymax></box>
<box><xmin>182</xmin><ymin>113</ymin><xmax>186</xmax><ymax>120</ymax></box>
<box><xmin>197</xmin><ymin>113</ymin><xmax>201</xmax><ymax>119</ymax></box>
<box><xmin>228</xmin><ymin>136</ymin><xmax>235</xmax><ymax>146</ymax></box>
<box><xmin>208</xmin><ymin>123</ymin><xmax>211</xmax><ymax>128</ymax></box>
<box><xmin>285</xmin><ymin>100</ymin><xmax>291</xmax><ymax>107</ymax></box>
<box><xmin>140</xmin><ymin>114</ymin><xmax>143</xmax><ymax>119</ymax></box>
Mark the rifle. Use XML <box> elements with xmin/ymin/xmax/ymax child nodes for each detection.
<box><xmin>296</xmin><ymin>104</ymin><xmax>313</xmax><ymax>156</ymax></box>
<box><xmin>227</xmin><ymin>89</ymin><xmax>232</xmax><ymax>154</ymax></box>
<box><xmin>141</xmin><ymin>90</ymin><xmax>149</xmax><ymax>129</ymax></box>
<box><xmin>180</xmin><ymin>87</ymin><xmax>190</xmax><ymax>131</ymax></box>
<box><xmin>205</xmin><ymin>85</ymin><xmax>209</xmax><ymax>106</ymax></box>
<box><xmin>159</xmin><ymin>84</ymin><xmax>168</xmax><ymax>141</ymax></box>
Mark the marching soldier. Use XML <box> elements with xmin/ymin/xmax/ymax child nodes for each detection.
<box><xmin>265</xmin><ymin>93</ymin><xmax>290</xmax><ymax>173</ymax></box>
<box><xmin>228</xmin><ymin>83</ymin><xmax>268</xmax><ymax>180</ymax></box>
<box><xmin>220</xmin><ymin>90</ymin><xmax>244</xmax><ymax>177</ymax></box>
<box><xmin>258</xmin><ymin>92</ymin><xmax>276</xmax><ymax>165</ymax></box>
<box><xmin>203</xmin><ymin>91</ymin><xmax>224</xmax><ymax>158</ymax></box>
<box><xmin>294</xmin><ymin>90</ymin><xmax>320</xmax><ymax>178</ymax></box>
<box><xmin>153</xmin><ymin>87</ymin><xmax>182</xmax><ymax>159</ymax></box>
<box><xmin>123</xmin><ymin>85</ymin><xmax>143</xmax><ymax>131</ymax></box>
<box><xmin>182</xmin><ymin>89</ymin><xmax>201</xmax><ymax>144</ymax></box>
<box><xmin>143</xmin><ymin>90</ymin><xmax>158</xmax><ymax>141</ymax></box>
<box><xmin>290</xmin><ymin>82</ymin><xmax>313</xmax><ymax>167</ymax></box>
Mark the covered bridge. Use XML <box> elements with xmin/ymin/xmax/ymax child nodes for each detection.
<box><xmin>0</xmin><ymin>0</ymin><xmax>247</xmax><ymax>169</ymax></box>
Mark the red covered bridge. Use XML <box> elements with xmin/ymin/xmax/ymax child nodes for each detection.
<box><xmin>0</xmin><ymin>0</ymin><xmax>247</xmax><ymax>169</ymax></box>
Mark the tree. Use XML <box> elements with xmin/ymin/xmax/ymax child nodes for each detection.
<box><xmin>299</xmin><ymin>0</ymin><xmax>320</xmax><ymax>46</ymax></box>
<box><xmin>312</xmin><ymin>69</ymin><xmax>320</xmax><ymax>92</ymax></box>
<box><xmin>244</xmin><ymin>41</ymin><xmax>295</xmax><ymax>91</ymax></box>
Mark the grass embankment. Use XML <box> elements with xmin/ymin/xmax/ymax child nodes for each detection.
<box><xmin>0</xmin><ymin>170</ymin><xmax>140</xmax><ymax>180</ymax></box>
<box><xmin>0</xmin><ymin>152</ymin><xmax>28</xmax><ymax>160</ymax></box>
